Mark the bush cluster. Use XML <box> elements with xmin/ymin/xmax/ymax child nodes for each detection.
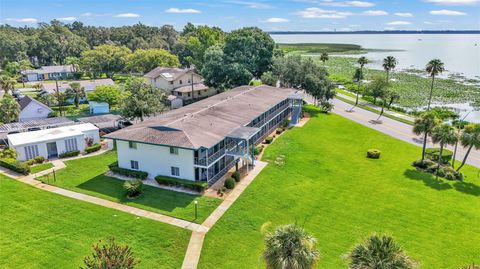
<box><xmin>265</xmin><ymin>136</ymin><xmax>274</xmax><ymax>144</ymax></box>
<box><xmin>425</xmin><ymin>148</ymin><xmax>453</xmax><ymax>163</ymax></box>
<box><xmin>85</xmin><ymin>144</ymin><xmax>101</xmax><ymax>154</ymax></box>
<box><xmin>154</xmin><ymin>176</ymin><xmax>208</xmax><ymax>192</ymax></box>
<box><xmin>34</xmin><ymin>156</ymin><xmax>45</xmax><ymax>164</ymax></box>
<box><xmin>110</xmin><ymin>165</ymin><xmax>148</xmax><ymax>180</ymax></box>
<box><xmin>367</xmin><ymin>149</ymin><xmax>381</xmax><ymax>159</ymax></box>
<box><xmin>224</xmin><ymin>177</ymin><xmax>235</xmax><ymax>189</ymax></box>
<box><xmin>0</xmin><ymin>158</ymin><xmax>30</xmax><ymax>175</ymax></box>
<box><xmin>24</xmin><ymin>159</ymin><xmax>35</xmax><ymax>166</ymax></box>
<box><xmin>412</xmin><ymin>159</ymin><xmax>464</xmax><ymax>181</ymax></box>
<box><xmin>59</xmin><ymin>150</ymin><xmax>80</xmax><ymax>158</ymax></box>
<box><xmin>123</xmin><ymin>179</ymin><xmax>144</xmax><ymax>199</ymax></box>
<box><xmin>254</xmin><ymin>145</ymin><xmax>264</xmax><ymax>156</ymax></box>
<box><xmin>276</xmin><ymin>128</ymin><xmax>284</xmax><ymax>135</ymax></box>
<box><xmin>232</xmin><ymin>171</ymin><xmax>241</xmax><ymax>182</ymax></box>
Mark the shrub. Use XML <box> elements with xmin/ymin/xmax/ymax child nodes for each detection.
<box><xmin>0</xmin><ymin>148</ymin><xmax>17</xmax><ymax>159</ymax></box>
<box><xmin>123</xmin><ymin>179</ymin><xmax>144</xmax><ymax>199</ymax></box>
<box><xmin>85</xmin><ymin>144</ymin><xmax>101</xmax><ymax>154</ymax></box>
<box><xmin>276</xmin><ymin>128</ymin><xmax>283</xmax><ymax>135</ymax></box>
<box><xmin>459</xmin><ymin>264</ymin><xmax>480</xmax><ymax>269</ymax></box>
<box><xmin>232</xmin><ymin>171</ymin><xmax>241</xmax><ymax>182</ymax></box>
<box><xmin>445</xmin><ymin>172</ymin><xmax>457</xmax><ymax>181</ymax></box>
<box><xmin>24</xmin><ymin>159</ymin><xmax>35</xmax><ymax>166</ymax></box>
<box><xmin>254</xmin><ymin>145</ymin><xmax>264</xmax><ymax>156</ymax></box>
<box><xmin>59</xmin><ymin>150</ymin><xmax>80</xmax><ymax>158</ymax></box>
<box><xmin>436</xmin><ymin>167</ymin><xmax>446</xmax><ymax>177</ymax></box>
<box><xmin>426</xmin><ymin>164</ymin><xmax>438</xmax><ymax>173</ymax></box>
<box><xmin>412</xmin><ymin>159</ymin><xmax>435</xmax><ymax>169</ymax></box>
<box><xmin>281</xmin><ymin>118</ymin><xmax>290</xmax><ymax>128</ymax></box>
<box><xmin>83</xmin><ymin>238</ymin><xmax>139</xmax><ymax>269</ymax></box>
<box><xmin>265</xmin><ymin>136</ymin><xmax>274</xmax><ymax>144</ymax></box>
<box><xmin>85</xmin><ymin>137</ymin><xmax>94</xmax><ymax>147</ymax></box>
<box><xmin>456</xmin><ymin>172</ymin><xmax>464</xmax><ymax>181</ymax></box>
<box><xmin>0</xmin><ymin>158</ymin><xmax>30</xmax><ymax>175</ymax></box>
<box><xmin>34</xmin><ymin>156</ymin><xmax>45</xmax><ymax>164</ymax></box>
<box><xmin>110</xmin><ymin>165</ymin><xmax>148</xmax><ymax>180</ymax></box>
<box><xmin>154</xmin><ymin>176</ymin><xmax>208</xmax><ymax>192</ymax></box>
<box><xmin>224</xmin><ymin>177</ymin><xmax>235</xmax><ymax>189</ymax></box>
<box><xmin>425</xmin><ymin>148</ymin><xmax>453</xmax><ymax>163</ymax></box>
<box><xmin>366</xmin><ymin>149</ymin><xmax>381</xmax><ymax>159</ymax></box>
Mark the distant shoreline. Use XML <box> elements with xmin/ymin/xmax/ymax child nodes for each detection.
<box><xmin>269</xmin><ymin>30</ymin><xmax>480</xmax><ymax>35</ymax></box>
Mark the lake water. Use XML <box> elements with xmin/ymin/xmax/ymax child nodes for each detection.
<box><xmin>271</xmin><ymin>34</ymin><xmax>480</xmax><ymax>80</ymax></box>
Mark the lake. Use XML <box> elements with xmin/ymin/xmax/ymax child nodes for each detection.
<box><xmin>270</xmin><ymin>34</ymin><xmax>480</xmax><ymax>80</ymax></box>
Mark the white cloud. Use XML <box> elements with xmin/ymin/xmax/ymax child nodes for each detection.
<box><xmin>425</xmin><ymin>0</ymin><xmax>479</xmax><ymax>5</ymax></box>
<box><xmin>386</xmin><ymin>20</ymin><xmax>412</xmax><ymax>25</ymax></box>
<box><xmin>226</xmin><ymin>1</ymin><xmax>272</xmax><ymax>9</ymax></box>
<box><xmin>114</xmin><ymin>13</ymin><xmax>140</xmax><ymax>18</ymax></box>
<box><xmin>395</xmin><ymin>12</ymin><xmax>413</xmax><ymax>17</ymax></box>
<box><xmin>296</xmin><ymin>7</ymin><xmax>353</xmax><ymax>18</ymax></box>
<box><xmin>165</xmin><ymin>8</ymin><xmax>202</xmax><ymax>14</ymax></box>
<box><xmin>5</xmin><ymin>18</ymin><xmax>38</xmax><ymax>23</ymax></box>
<box><xmin>430</xmin><ymin>9</ymin><xmax>466</xmax><ymax>15</ymax></box>
<box><xmin>56</xmin><ymin>17</ymin><xmax>77</xmax><ymax>22</ymax></box>
<box><xmin>320</xmin><ymin>1</ymin><xmax>375</xmax><ymax>7</ymax></box>
<box><xmin>362</xmin><ymin>10</ymin><xmax>389</xmax><ymax>16</ymax></box>
<box><xmin>81</xmin><ymin>12</ymin><xmax>93</xmax><ymax>17</ymax></box>
<box><xmin>261</xmin><ymin>17</ymin><xmax>289</xmax><ymax>23</ymax></box>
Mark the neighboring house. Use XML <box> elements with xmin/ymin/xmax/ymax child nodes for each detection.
<box><xmin>21</xmin><ymin>65</ymin><xmax>75</xmax><ymax>82</ymax></box>
<box><xmin>18</xmin><ymin>96</ymin><xmax>53</xmax><ymax>122</ymax></box>
<box><xmin>39</xmin><ymin>79</ymin><xmax>115</xmax><ymax>105</ymax></box>
<box><xmin>0</xmin><ymin>117</ymin><xmax>74</xmax><ymax>144</ymax></box>
<box><xmin>89</xmin><ymin>101</ymin><xmax>109</xmax><ymax>114</ymax></box>
<box><xmin>166</xmin><ymin>95</ymin><xmax>183</xmax><ymax>109</ymax></box>
<box><xmin>7</xmin><ymin>123</ymin><xmax>100</xmax><ymax>161</ymax></box>
<box><xmin>78</xmin><ymin>114</ymin><xmax>122</xmax><ymax>132</ymax></box>
<box><xmin>144</xmin><ymin>67</ymin><xmax>216</xmax><ymax>105</ymax></box>
<box><xmin>105</xmin><ymin>85</ymin><xmax>304</xmax><ymax>186</ymax></box>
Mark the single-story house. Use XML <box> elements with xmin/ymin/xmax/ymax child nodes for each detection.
<box><xmin>78</xmin><ymin>114</ymin><xmax>122</xmax><ymax>132</ymax></box>
<box><xmin>89</xmin><ymin>101</ymin><xmax>109</xmax><ymax>114</ymax></box>
<box><xmin>7</xmin><ymin>123</ymin><xmax>100</xmax><ymax>161</ymax></box>
<box><xmin>0</xmin><ymin>117</ymin><xmax>74</xmax><ymax>144</ymax></box>
<box><xmin>17</xmin><ymin>96</ymin><xmax>53</xmax><ymax>122</ymax></box>
<box><xmin>40</xmin><ymin>79</ymin><xmax>115</xmax><ymax>95</ymax></box>
<box><xmin>105</xmin><ymin>85</ymin><xmax>303</xmax><ymax>186</ymax></box>
<box><xmin>21</xmin><ymin>65</ymin><xmax>75</xmax><ymax>82</ymax></box>
<box><xmin>166</xmin><ymin>95</ymin><xmax>183</xmax><ymax>109</ymax></box>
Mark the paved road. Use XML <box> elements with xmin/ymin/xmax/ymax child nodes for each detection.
<box><xmin>306</xmin><ymin>95</ymin><xmax>480</xmax><ymax>168</ymax></box>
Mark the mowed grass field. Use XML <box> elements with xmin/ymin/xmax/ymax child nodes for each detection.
<box><xmin>199</xmin><ymin>107</ymin><xmax>480</xmax><ymax>268</ymax></box>
<box><xmin>39</xmin><ymin>151</ymin><xmax>221</xmax><ymax>223</ymax></box>
<box><xmin>0</xmin><ymin>174</ymin><xmax>190</xmax><ymax>268</ymax></box>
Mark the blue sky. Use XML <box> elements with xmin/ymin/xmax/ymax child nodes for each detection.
<box><xmin>1</xmin><ymin>0</ymin><xmax>479</xmax><ymax>31</ymax></box>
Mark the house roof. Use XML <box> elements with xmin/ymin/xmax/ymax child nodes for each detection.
<box><xmin>144</xmin><ymin>67</ymin><xmax>192</xmax><ymax>81</ymax></box>
<box><xmin>173</xmin><ymin>83</ymin><xmax>209</xmax><ymax>93</ymax></box>
<box><xmin>104</xmin><ymin>85</ymin><xmax>299</xmax><ymax>149</ymax></box>
<box><xmin>78</xmin><ymin>114</ymin><xmax>121</xmax><ymax>129</ymax></box>
<box><xmin>41</xmin><ymin>79</ymin><xmax>115</xmax><ymax>93</ymax></box>
<box><xmin>22</xmin><ymin>65</ymin><xmax>74</xmax><ymax>75</ymax></box>
<box><xmin>0</xmin><ymin>117</ymin><xmax>75</xmax><ymax>140</ymax></box>
<box><xmin>7</xmin><ymin>123</ymin><xmax>98</xmax><ymax>147</ymax></box>
<box><xmin>18</xmin><ymin>96</ymin><xmax>53</xmax><ymax>113</ymax></box>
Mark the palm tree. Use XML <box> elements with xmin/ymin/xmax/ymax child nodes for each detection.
<box><xmin>352</xmin><ymin>68</ymin><xmax>364</xmax><ymax>107</ymax></box>
<box><xmin>413</xmin><ymin>112</ymin><xmax>441</xmax><ymax>161</ymax></box>
<box><xmin>358</xmin><ymin>56</ymin><xmax>368</xmax><ymax>70</ymax></box>
<box><xmin>263</xmin><ymin>224</ymin><xmax>319</xmax><ymax>269</ymax></box>
<box><xmin>0</xmin><ymin>93</ymin><xmax>21</xmax><ymax>123</ymax></box>
<box><xmin>382</xmin><ymin>56</ymin><xmax>397</xmax><ymax>83</ymax></box>
<box><xmin>67</xmin><ymin>82</ymin><xmax>85</xmax><ymax>108</ymax></box>
<box><xmin>425</xmin><ymin>59</ymin><xmax>445</xmax><ymax>111</ymax></box>
<box><xmin>451</xmin><ymin>120</ymin><xmax>468</xmax><ymax>169</ymax></box>
<box><xmin>431</xmin><ymin>124</ymin><xmax>458</xmax><ymax>173</ymax></box>
<box><xmin>320</xmin><ymin>52</ymin><xmax>329</xmax><ymax>65</ymax></box>
<box><xmin>346</xmin><ymin>234</ymin><xmax>416</xmax><ymax>269</ymax></box>
<box><xmin>456</xmin><ymin>123</ymin><xmax>480</xmax><ymax>171</ymax></box>
<box><xmin>0</xmin><ymin>75</ymin><xmax>16</xmax><ymax>94</ymax></box>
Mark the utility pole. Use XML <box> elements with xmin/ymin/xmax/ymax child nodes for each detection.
<box><xmin>190</xmin><ymin>64</ymin><xmax>195</xmax><ymax>102</ymax></box>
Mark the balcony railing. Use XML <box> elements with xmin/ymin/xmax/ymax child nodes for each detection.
<box><xmin>252</xmin><ymin>103</ymin><xmax>289</xmax><ymax>128</ymax></box>
<box><xmin>207</xmin><ymin>158</ymin><xmax>236</xmax><ymax>185</ymax></box>
<box><xmin>194</xmin><ymin>148</ymin><xmax>225</xmax><ymax>166</ymax></box>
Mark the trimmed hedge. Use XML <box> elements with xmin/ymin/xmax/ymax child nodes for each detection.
<box><xmin>425</xmin><ymin>148</ymin><xmax>453</xmax><ymax>163</ymax></box>
<box><xmin>85</xmin><ymin>144</ymin><xmax>101</xmax><ymax>154</ymax></box>
<box><xmin>59</xmin><ymin>150</ymin><xmax>80</xmax><ymax>158</ymax></box>
<box><xmin>110</xmin><ymin>165</ymin><xmax>148</xmax><ymax>180</ymax></box>
<box><xmin>367</xmin><ymin>149</ymin><xmax>381</xmax><ymax>159</ymax></box>
<box><xmin>232</xmin><ymin>171</ymin><xmax>241</xmax><ymax>182</ymax></box>
<box><xmin>0</xmin><ymin>158</ymin><xmax>30</xmax><ymax>175</ymax></box>
<box><xmin>254</xmin><ymin>145</ymin><xmax>264</xmax><ymax>156</ymax></box>
<box><xmin>155</xmin><ymin>175</ymin><xmax>208</xmax><ymax>192</ymax></box>
<box><xmin>224</xmin><ymin>177</ymin><xmax>235</xmax><ymax>189</ymax></box>
<box><xmin>265</xmin><ymin>136</ymin><xmax>274</xmax><ymax>144</ymax></box>
<box><xmin>34</xmin><ymin>156</ymin><xmax>45</xmax><ymax>164</ymax></box>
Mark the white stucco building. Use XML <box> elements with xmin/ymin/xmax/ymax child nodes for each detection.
<box><xmin>105</xmin><ymin>85</ymin><xmax>303</xmax><ymax>186</ymax></box>
<box><xmin>7</xmin><ymin>123</ymin><xmax>100</xmax><ymax>161</ymax></box>
<box><xmin>17</xmin><ymin>96</ymin><xmax>53</xmax><ymax>122</ymax></box>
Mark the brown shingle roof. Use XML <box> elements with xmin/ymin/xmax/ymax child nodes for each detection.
<box><xmin>105</xmin><ymin>85</ymin><xmax>298</xmax><ymax>149</ymax></box>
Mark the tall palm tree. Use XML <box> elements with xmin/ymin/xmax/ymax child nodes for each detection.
<box><xmin>451</xmin><ymin>120</ymin><xmax>468</xmax><ymax>169</ymax></box>
<box><xmin>431</xmin><ymin>124</ymin><xmax>458</xmax><ymax>173</ymax></box>
<box><xmin>67</xmin><ymin>82</ymin><xmax>85</xmax><ymax>108</ymax></box>
<box><xmin>413</xmin><ymin>112</ymin><xmax>441</xmax><ymax>161</ymax></box>
<box><xmin>456</xmin><ymin>123</ymin><xmax>480</xmax><ymax>171</ymax></box>
<box><xmin>0</xmin><ymin>75</ymin><xmax>16</xmax><ymax>94</ymax></box>
<box><xmin>347</xmin><ymin>234</ymin><xmax>416</xmax><ymax>269</ymax></box>
<box><xmin>352</xmin><ymin>68</ymin><xmax>364</xmax><ymax>107</ymax></box>
<box><xmin>263</xmin><ymin>224</ymin><xmax>319</xmax><ymax>269</ymax></box>
<box><xmin>382</xmin><ymin>56</ymin><xmax>397</xmax><ymax>83</ymax></box>
<box><xmin>425</xmin><ymin>59</ymin><xmax>445</xmax><ymax>111</ymax></box>
<box><xmin>358</xmin><ymin>56</ymin><xmax>368</xmax><ymax>70</ymax></box>
<box><xmin>320</xmin><ymin>52</ymin><xmax>329</xmax><ymax>65</ymax></box>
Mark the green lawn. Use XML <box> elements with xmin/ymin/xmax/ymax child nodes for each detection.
<box><xmin>30</xmin><ymin>162</ymin><xmax>54</xmax><ymax>174</ymax></box>
<box><xmin>0</xmin><ymin>174</ymin><xmax>190</xmax><ymax>268</ymax></box>
<box><xmin>39</xmin><ymin>151</ymin><xmax>221</xmax><ymax>223</ymax></box>
<box><xmin>199</xmin><ymin>106</ymin><xmax>480</xmax><ymax>269</ymax></box>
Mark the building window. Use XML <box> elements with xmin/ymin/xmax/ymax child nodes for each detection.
<box><xmin>188</xmin><ymin>79</ymin><xmax>191</xmax><ymax>83</ymax></box>
<box><xmin>179</xmin><ymin>80</ymin><xmax>183</xmax><ymax>84</ymax></box>
<box><xmin>65</xmin><ymin>138</ymin><xmax>78</xmax><ymax>152</ymax></box>
<box><xmin>188</xmin><ymin>92</ymin><xmax>191</xmax><ymax>97</ymax></box>
<box><xmin>24</xmin><ymin>145</ymin><xmax>39</xmax><ymax>160</ymax></box>
<box><xmin>129</xmin><ymin>141</ymin><xmax>137</xmax><ymax>149</ymax></box>
<box><xmin>130</xmin><ymin>160</ymin><xmax>139</xmax><ymax>170</ymax></box>
<box><xmin>171</xmin><ymin>166</ymin><xmax>180</xmax><ymax>177</ymax></box>
<box><xmin>198</xmin><ymin>91</ymin><xmax>202</xmax><ymax>95</ymax></box>
<box><xmin>170</xmin><ymin>147</ymin><xmax>179</xmax><ymax>155</ymax></box>
<box><xmin>169</xmin><ymin>81</ymin><xmax>174</xmax><ymax>85</ymax></box>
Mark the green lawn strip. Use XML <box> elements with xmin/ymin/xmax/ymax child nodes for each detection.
<box><xmin>38</xmin><ymin>151</ymin><xmax>221</xmax><ymax>223</ymax></box>
<box><xmin>0</xmin><ymin>174</ymin><xmax>190</xmax><ymax>268</ymax></box>
<box><xmin>30</xmin><ymin>162</ymin><xmax>54</xmax><ymax>174</ymax></box>
<box><xmin>199</xmin><ymin>106</ymin><xmax>480</xmax><ymax>269</ymax></box>
<box><xmin>335</xmin><ymin>95</ymin><xmax>414</xmax><ymax>125</ymax></box>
